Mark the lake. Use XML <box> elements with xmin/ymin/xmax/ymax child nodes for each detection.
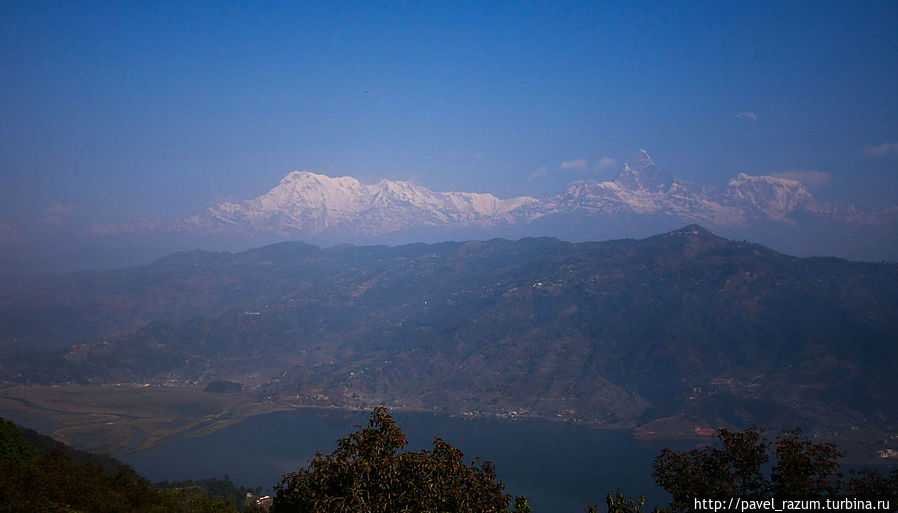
<box><xmin>118</xmin><ymin>408</ymin><xmax>678</xmax><ymax>512</ymax></box>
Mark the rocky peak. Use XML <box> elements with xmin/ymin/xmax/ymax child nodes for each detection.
<box><xmin>615</xmin><ymin>149</ymin><xmax>672</xmax><ymax>192</ymax></box>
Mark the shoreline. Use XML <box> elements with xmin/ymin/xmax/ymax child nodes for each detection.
<box><xmin>1</xmin><ymin>383</ymin><xmax>895</xmax><ymax>467</ymax></box>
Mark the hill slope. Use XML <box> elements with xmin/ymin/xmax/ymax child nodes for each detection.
<box><xmin>2</xmin><ymin>227</ymin><xmax>897</xmax><ymax>439</ymax></box>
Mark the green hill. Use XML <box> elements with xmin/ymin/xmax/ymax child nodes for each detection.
<box><xmin>0</xmin><ymin>417</ymin><xmax>259</xmax><ymax>512</ymax></box>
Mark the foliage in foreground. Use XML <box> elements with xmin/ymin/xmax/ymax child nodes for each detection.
<box><xmin>272</xmin><ymin>407</ymin><xmax>528</xmax><ymax>513</ymax></box>
<box><xmin>157</xmin><ymin>476</ymin><xmax>264</xmax><ymax>511</ymax></box>
<box><xmin>271</xmin><ymin>410</ymin><xmax>898</xmax><ymax>513</ymax></box>
<box><xmin>0</xmin><ymin>417</ymin><xmax>254</xmax><ymax>513</ymax></box>
<box><xmin>653</xmin><ymin>427</ymin><xmax>898</xmax><ymax>512</ymax></box>
<box><xmin>5</xmin><ymin>411</ymin><xmax>898</xmax><ymax>513</ymax></box>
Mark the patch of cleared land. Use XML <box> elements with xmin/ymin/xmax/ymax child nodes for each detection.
<box><xmin>0</xmin><ymin>384</ymin><xmax>300</xmax><ymax>454</ymax></box>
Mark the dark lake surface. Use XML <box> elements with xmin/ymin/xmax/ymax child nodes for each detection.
<box><xmin>119</xmin><ymin>409</ymin><xmax>678</xmax><ymax>512</ymax></box>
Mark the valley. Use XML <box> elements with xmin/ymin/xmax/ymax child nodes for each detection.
<box><xmin>0</xmin><ymin>383</ymin><xmax>281</xmax><ymax>454</ymax></box>
<box><xmin>3</xmin><ymin>226</ymin><xmax>897</xmax><ymax>463</ymax></box>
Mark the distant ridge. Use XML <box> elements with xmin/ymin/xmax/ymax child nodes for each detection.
<box><xmin>83</xmin><ymin>151</ymin><xmax>898</xmax><ymax>263</ymax></box>
<box><xmin>92</xmin><ymin>151</ymin><xmax>896</xmax><ymax>261</ymax></box>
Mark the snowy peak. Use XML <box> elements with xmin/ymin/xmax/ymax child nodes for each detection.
<box><xmin>258</xmin><ymin>171</ymin><xmax>369</xmax><ymax>213</ymax></box>
<box><xmin>199</xmin><ymin>171</ymin><xmax>540</xmax><ymax>236</ymax></box>
<box><xmin>205</xmin><ymin>155</ymin><xmax>847</xmax><ymax>236</ymax></box>
<box><xmin>615</xmin><ymin>149</ymin><xmax>672</xmax><ymax>192</ymax></box>
<box><xmin>628</xmin><ymin>148</ymin><xmax>655</xmax><ymax>172</ymax></box>
<box><xmin>92</xmin><ymin>151</ymin><xmax>888</xmax><ymax>251</ymax></box>
<box><xmin>722</xmin><ymin>173</ymin><xmax>815</xmax><ymax>220</ymax></box>
<box><xmin>546</xmin><ymin>151</ymin><xmax>830</xmax><ymax>226</ymax></box>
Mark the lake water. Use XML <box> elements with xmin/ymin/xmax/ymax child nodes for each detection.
<box><xmin>119</xmin><ymin>409</ymin><xmax>677</xmax><ymax>512</ymax></box>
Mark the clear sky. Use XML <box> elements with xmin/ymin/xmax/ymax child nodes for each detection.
<box><xmin>1</xmin><ymin>1</ymin><xmax>897</xmax><ymax>239</ymax></box>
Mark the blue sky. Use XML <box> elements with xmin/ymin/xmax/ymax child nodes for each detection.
<box><xmin>1</xmin><ymin>0</ymin><xmax>897</xmax><ymax>235</ymax></box>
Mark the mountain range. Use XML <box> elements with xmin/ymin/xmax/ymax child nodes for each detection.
<box><xmin>92</xmin><ymin>151</ymin><xmax>898</xmax><ymax>261</ymax></box>
<box><xmin>3</xmin><ymin>226</ymin><xmax>897</xmax><ymax>445</ymax></box>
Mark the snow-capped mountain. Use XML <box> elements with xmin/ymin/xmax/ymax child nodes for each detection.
<box><xmin>193</xmin><ymin>171</ymin><xmax>540</xmax><ymax>236</ymax></box>
<box><xmin>92</xmin><ymin>150</ymin><xmax>896</xmax><ymax>260</ymax></box>
<box><xmin>540</xmin><ymin>149</ymin><xmax>832</xmax><ymax>227</ymax></box>
<box><xmin>93</xmin><ymin>171</ymin><xmax>540</xmax><ymax>237</ymax></box>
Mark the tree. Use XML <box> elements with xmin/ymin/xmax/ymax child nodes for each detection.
<box><xmin>653</xmin><ymin>428</ymin><xmax>769</xmax><ymax>511</ymax></box>
<box><xmin>653</xmin><ymin>427</ymin><xmax>897</xmax><ymax>512</ymax></box>
<box><xmin>771</xmin><ymin>429</ymin><xmax>841</xmax><ymax>498</ymax></box>
<box><xmin>0</xmin><ymin>418</ymin><xmax>38</xmax><ymax>467</ymax></box>
<box><xmin>842</xmin><ymin>469</ymin><xmax>898</xmax><ymax>502</ymax></box>
<box><xmin>272</xmin><ymin>408</ymin><xmax>528</xmax><ymax>513</ymax></box>
<box><xmin>599</xmin><ymin>490</ymin><xmax>648</xmax><ymax>513</ymax></box>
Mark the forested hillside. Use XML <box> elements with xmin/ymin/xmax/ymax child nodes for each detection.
<box><xmin>2</xmin><ymin>227</ymin><xmax>897</xmax><ymax>440</ymax></box>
